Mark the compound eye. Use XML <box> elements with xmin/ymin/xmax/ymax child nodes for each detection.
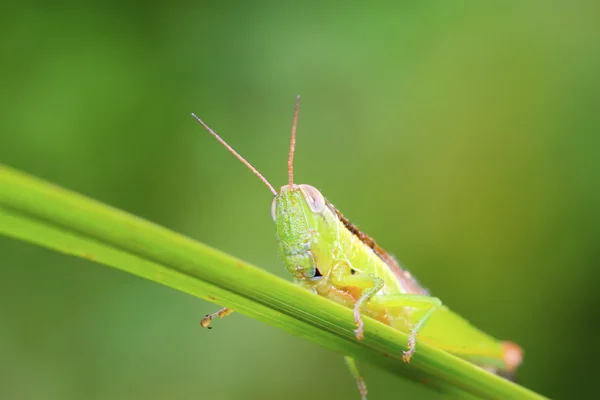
<box><xmin>299</xmin><ymin>184</ymin><xmax>325</xmax><ymax>214</ymax></box>
<box><xmin>270</xmin><ymin>197</ymin><xmax>278</xmax><ymax>221</ymax></box>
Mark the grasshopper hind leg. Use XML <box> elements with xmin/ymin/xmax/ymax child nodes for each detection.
<box><xmin>200</xmin><ymin>307</ymin><xmax>233</xmax><ymax>329</ymax></box>
<box><xmin>344</xmin><ymin>356</ymin><xmax>368</xmax><ymax>400</ymax></box>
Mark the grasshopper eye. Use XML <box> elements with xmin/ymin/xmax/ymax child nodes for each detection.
<box><xmin>300</xmin><ymin>184</ymin><xmax>325</xmax><ymax>214</ymax></box>
<box><xmin>270</xmin><ymin>197</ymin><xmax>278</xmax><ymax>221</ymax></box>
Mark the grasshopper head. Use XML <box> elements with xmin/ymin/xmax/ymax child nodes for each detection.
<box><xmin>271</xmin><ymin>184</ymin><xmax>326</xmax><ymax>279</ymax></box>
<box><xmin>193</xmin><ymin>96</ymin><xmax>326</xmax><ymax>280</ymax></box>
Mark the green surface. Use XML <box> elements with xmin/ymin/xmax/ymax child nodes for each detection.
<box><xmin>0</xmin><ymin>166</ymin><xmax>545</xmax><ymax>399</ymax></box>
<box><xmin>1</xmin><ymin>2</ymin><xmax>599</xmax><ymax>399</ymax></box>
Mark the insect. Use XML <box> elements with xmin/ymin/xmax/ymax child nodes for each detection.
<box><xmin>192</xmin><ymin>97</ymin><xmax>523</xmax><ymax>399</ymax></box>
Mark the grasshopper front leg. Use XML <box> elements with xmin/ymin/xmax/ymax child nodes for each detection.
<box><xmin>329</xmin><ymin>266</ymin><xmax>380</xmax><ymax>400</ymax></box>
<box><xmin>200</xmin><ymin>307</ymin><xmax>234</xmax><ymax>329</ymax></box>
<box><xmin>370</xmin><ymin>294</ymin><xmax>442</xmax><ymax>362</ymax></box>
<box><xmin>330</xmin><ymin>263</ymin><xmax>384</xmax><ymax>340</ymax></box>
<box><xmin>330</xmin><ymin>262</ymin><xmax>442</xmax><ymax>362</ymax></box>
<box><xmin>344</xmin><ymin>356</ymin><xmax>368</xmax><ymax>400</ymax></box>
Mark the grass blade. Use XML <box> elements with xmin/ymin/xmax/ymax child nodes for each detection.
<box><xmin>0</xmin><ymin>164</ymin><xmax>546</xmax><ymax>400</ymax></box>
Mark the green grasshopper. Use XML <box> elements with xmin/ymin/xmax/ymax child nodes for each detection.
<box><xmin>192</xmin><ymin>97</ymin><xmax>523</xmax><ymax>399</ymax></box>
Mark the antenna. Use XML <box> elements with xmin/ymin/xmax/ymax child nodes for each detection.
<box><xmin>288</xmin><ymin>95</ymin><xmax>300</xmax><ymax>188</ymax></box>
<box><xmin>191</xmin><ymin>113</ymin><xmax>278</xmax><ymax>196</ymax></box>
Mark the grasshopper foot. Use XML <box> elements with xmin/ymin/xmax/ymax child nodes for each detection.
<box><xmin>200</xmin><ymin>314</ymin><xmax>214</xmax><ymax>329</ymax></box>
<box><xmin>200</xmin><ymin>307</ymin><xmax>232</xmax><ymax>329</ymax></box>
<box><xmin>354</xmin><ymin>327</ymin><xmax>365</xmax><ymax>341</ymax></box>
<box><xmin>344</xmin><ymin>356</ymin><xmax>368</xmax><ymax>400</ymax></box>
<box><xmin>353</xmin><ymin>307</ymin><xmax>365</xmax><ymax>340</ymax></box>
<box><xmin>402</xmin><ymin>333</ymin><xmax>417</xmax><ymax>363</ymax></box>
<box><xmin>357</xmin><ymin>377</ymin><xmax>368</xmax><ymax>400</ymax></box>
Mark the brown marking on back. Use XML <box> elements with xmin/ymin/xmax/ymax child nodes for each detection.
<box><xmin>327</xmin><ymin>201</ymin><xmax>429</xmax><ymax>295</ymax></box>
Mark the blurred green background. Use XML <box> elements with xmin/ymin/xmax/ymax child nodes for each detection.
<box><xmin>1</xmin><ymin>2</ymin><xmax>599</xmax><ymax>399</ymax></box>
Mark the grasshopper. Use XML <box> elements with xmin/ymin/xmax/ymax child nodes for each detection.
<box><xmin>192</xmin><ymin>97</ymin><xmax>523</xmax><ymax>399</ymax></box>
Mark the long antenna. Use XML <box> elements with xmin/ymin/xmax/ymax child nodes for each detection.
<box><xmin>191</xmin><ymin>113</ymin><xmax>278</xmax><ymax>196</ymax></box>
<box><xmin>288</xmin><ymin>95</ymin><xmax>300</xmax><ymax>188</ymax></box>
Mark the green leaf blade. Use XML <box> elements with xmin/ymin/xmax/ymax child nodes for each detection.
<box><xmin>0</xmin><ymin>164</ymin><xmax>546</xmax><ymax>400</ymax></box>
